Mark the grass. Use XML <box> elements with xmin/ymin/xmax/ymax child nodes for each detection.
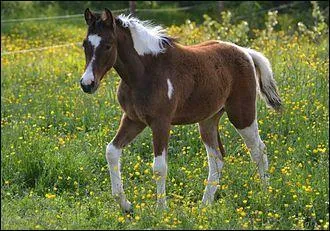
<box><xmin>1</xmin><ymin>6</ymin><xmax>329</xmax><ymax>230</ymax></box>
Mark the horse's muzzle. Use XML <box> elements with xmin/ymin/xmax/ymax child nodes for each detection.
<box><xmin>80</xmin><ymin>79</ymin><xmax>95</xmax><ymax>94</ymax></box>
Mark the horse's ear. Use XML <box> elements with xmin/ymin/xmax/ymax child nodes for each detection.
<box><xmin>84</xmin><ymin>8</ymin><xmax>95</xmax><ymax>25</ymax></box>
<box><xmin>102</xmin><ymin>8</ymin><xmax>115</xmax><ymax>28</ymax></box>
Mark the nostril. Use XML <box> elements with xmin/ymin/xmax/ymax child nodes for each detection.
<box><xmin>91</xmin><ymin>81</ymin><xmax>95</xmax><ymax>87</ymax></box>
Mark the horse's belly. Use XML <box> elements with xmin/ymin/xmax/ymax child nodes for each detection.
<box><xmin>171</xmin><ymin>95</ymin><xmax>226</xmax><ymax>125</ymax></box>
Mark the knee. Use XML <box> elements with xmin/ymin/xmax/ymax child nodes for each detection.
<box><xmin>153</xmin><ymin>154</ymin><xmax>167</xmax><ymax>177</ymax></box>
<box><xmin>105</xmin><ymin>143</ymin><xmax>121</xmax><ymax>164</ymax></box>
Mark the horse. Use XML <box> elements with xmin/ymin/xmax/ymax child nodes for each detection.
<box><xmin>79</xmin><ymin>8</ymin><xmax>282</xmax><ymax>212</ymax></box>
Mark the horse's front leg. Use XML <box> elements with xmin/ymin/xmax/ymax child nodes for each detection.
<box><xmin>150</xmin><ymin>119</ymin><xmax>171</xmax><ymax>209</ymax></box>
<box><xmin>106</xmin><ymin>114</ymin><xmax>146</xmax><ymax>212</ymax></box>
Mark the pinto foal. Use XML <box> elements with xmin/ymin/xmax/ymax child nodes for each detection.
<box><xmin>80</xmin><ymin>9</ymin><xmax>282</xmax><ymax>212</ymax></box>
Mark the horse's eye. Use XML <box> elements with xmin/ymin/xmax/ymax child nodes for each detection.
<box><xmin>105</xmin><ymin>44</ymin><xmax>111</xmax><ymax>50</ymax></box>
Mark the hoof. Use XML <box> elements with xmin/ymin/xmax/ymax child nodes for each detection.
<box><xmin>122</xmin><ymin>203</ymin><xmax>133</xmax><ymax>213</ymax></box>
<box><xmin>118</xmin><ymin>199</ymin><xmax>133</xmax><ymax>214</ymax></box>
<box><xmin>123</xmin><ymin>206</ymin><xmax>134</xmax><ymax>220</ymax></box>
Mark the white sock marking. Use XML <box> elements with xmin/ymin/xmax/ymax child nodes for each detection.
<box><xmin>106</xmin><ymin>142</ymin><xmax>131</xmax><ymax>211</ymax></box>
<box><xmin>167</xmin><ymin>79</ymin><xmax>174</xmax><ymax>99</ymax></box>
<box><xmin>153</xmin><ymin>149</ymin><xmax>167</xmax><ymax>206</ymax></box>
<box><xmin>202</xmin><ymin>144</ymin><xmax>224</xmax><ymax>204</ymax></box>
<box><xmin>237</xmin><ymin>120</ymin><xmax>269</xmax><ymax>182</ymax></box>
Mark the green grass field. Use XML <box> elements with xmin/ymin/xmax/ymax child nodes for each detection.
<box><xmin>1</xmin><ymin>5</ymin><xmax>329</xmax><ymax>230</ymax></box>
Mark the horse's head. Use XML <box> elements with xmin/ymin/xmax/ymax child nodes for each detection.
<box><xmin>80</xmin><ymin>8</ymin><xmax>117</xmax><ymax>94</ymax></box>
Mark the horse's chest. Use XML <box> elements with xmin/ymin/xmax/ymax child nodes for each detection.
<box><xmin>117</xmin><ymin>83</ymin><xmax>153</xmax><ymax>123</ymax></box>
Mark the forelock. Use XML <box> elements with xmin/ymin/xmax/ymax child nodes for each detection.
<box><xmin>87</xmin><ymin>13</ymin><xmax>113</xmax><ymax>36</ymax></box>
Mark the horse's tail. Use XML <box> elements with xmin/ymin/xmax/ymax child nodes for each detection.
<box><xmin>245</xmin><ymin>48</ymin><xmax>282</xmax><ymax>111</ymax></box>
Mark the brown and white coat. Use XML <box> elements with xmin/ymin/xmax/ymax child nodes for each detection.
<box><xmin>80</xmin><ymin>9</ymin><xmax>282</xmax><ymax>212</ymax></box>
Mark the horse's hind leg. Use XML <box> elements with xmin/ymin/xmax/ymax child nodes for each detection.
<box><xmin>198</xmin><ymin>110</ymin><xmax>225</xmax><ymax>205</ymax></box>
<box><xmin>237</xmin><ymin>120</ymin><xmax>269</xmax><ymax>184</ymax></box>
<box><xmin>225</xmin><ymin>94</ymin><xmax>269</xmax><ymax>184</ymax></box>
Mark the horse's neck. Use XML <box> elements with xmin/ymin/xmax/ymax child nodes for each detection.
<box><xmin>114</xmin><ymin>29</ymin><xmax>145</xmax><ymax>89</ymax></box>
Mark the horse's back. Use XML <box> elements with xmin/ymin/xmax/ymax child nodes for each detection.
<box><xmin>169</xmin><ymin>40</ymin><xmax>257</xmax><ymax>125</ymax></box>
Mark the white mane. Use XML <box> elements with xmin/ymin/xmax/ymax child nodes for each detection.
<box><xmin>117</xmin><ymin>14</ymin><xmax>171</xmax><ymax>56</ymax></box>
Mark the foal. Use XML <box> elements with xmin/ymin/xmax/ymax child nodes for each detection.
<box><xmin>80</xmin><ymin>9</ymin><xmax>282</xmax><ymax>212</ymax></box>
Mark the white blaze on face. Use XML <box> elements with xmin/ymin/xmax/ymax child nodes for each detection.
<box><xmin>88</xmin><ymin>34</ymin><xmax>101</xmax><ymax>48</ymax></box>
<box><xmin>167</xmin><ymin>78</ymin><xmax>174</xmax><ymax>99</ymax></box>
<box><xmin>81</xmin><ymin>34</ymin><xmax>102</xmax><ymax>85</ymax></box>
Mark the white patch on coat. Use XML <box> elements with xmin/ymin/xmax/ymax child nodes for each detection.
<box><xmin>167</xmin><ymin>79</ymin><xmax>174</xmax><ymax>99</ymax></box>
<box><xmin>81</xmin><ymin>34</ymin><xmax>102</xmax><ymax>85</ymax></box>
<box><xmin>202</xmin><ymin>144</ymin><xmax>224</xmax><ymax>204</ymax></box>
<box><xmin>237</xmin><ymin>120</ymin><xmax>269</xmax><ymax>183</ymax></box>
<box><xmin>88</xmin><ymin>34</ymin><xmax>101</xmax><ymax>48</ymax></box>
<box><xmin>105</xmin><ymin>142</ymin><xmax>132</xmax><ymax>211</ymax></box>
<box><xmin>117</xmin><ymin>14</ymin><xmax>171</xmax><ymax>56</ymax></box>
<box><xmin>153</xmin><ymin>149</ymin><xmax>167</xmax><ymax>206</ymax></box>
